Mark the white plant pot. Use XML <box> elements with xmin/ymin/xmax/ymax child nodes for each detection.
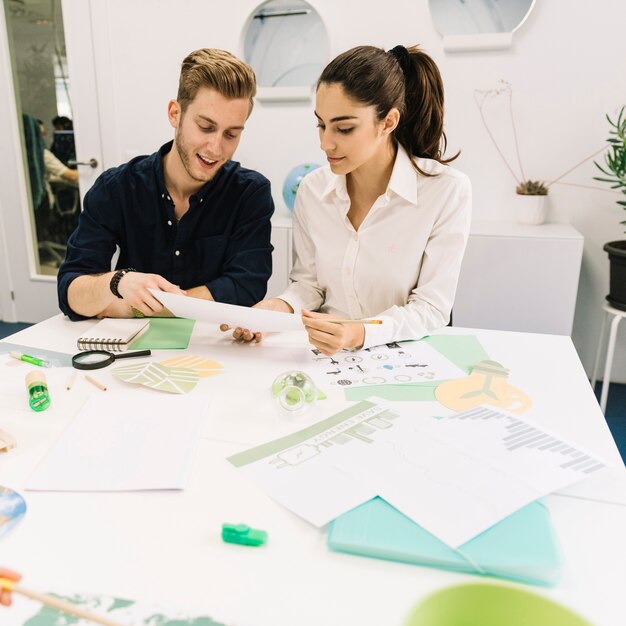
<box><xmin>514</xmin><ymin>193</ymin><xmax>548</xmax><ymax>225</ymax></box>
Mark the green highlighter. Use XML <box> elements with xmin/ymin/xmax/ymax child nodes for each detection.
<box><xmin>221</xmin><ymin>523</ymin><xmax>267</xmax><ymax>547</ymax></box>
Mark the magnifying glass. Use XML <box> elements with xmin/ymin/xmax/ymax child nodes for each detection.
<box><xmin>72</xmin><ymin>349</ymin><xmax>152</xmax><ymax>370</ymax></box>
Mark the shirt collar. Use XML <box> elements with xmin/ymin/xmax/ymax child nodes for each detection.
<box><xmin>321</xmin><ymin>171</ymin><xmax>349</xmax><ymax>203</ymax></box>
<box><xmin>387</xmin><ymin>145</ymin><xmax>418</xmax><ymax>206</ymax></box>
<box><xmin>319</xmin><ymin>145</ymin><xmax>418</xmax><ymax>206</ymax></box>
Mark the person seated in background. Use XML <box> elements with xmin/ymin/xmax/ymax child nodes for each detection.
<box><xmin>50</xmin><ymin>115</ymin><xmax>76</xmax><ymax>168</ymax></box>
<box><xmin>0</xmin><ymin>568</ymin><xmax>21</xmax><ymax>607</ymax></box>
<box><xmin>57</xmin><ymin>48</ymin><xmax>274</xmax><ymax>321</ymax></box>
<box><xmin>229</xmin><ymin>44</ymin><xmax>471</xmax><ymax>356</ymax></box>
<box><xmin>36</xmin><ymin>119</ymin><xmax>79</xmax><ymax>202</ymax></box>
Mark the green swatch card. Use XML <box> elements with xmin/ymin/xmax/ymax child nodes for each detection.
<box><xmin>130</xmin><ymin>318</ymin><xmax>195</xmax><ymax>350</ymax></box>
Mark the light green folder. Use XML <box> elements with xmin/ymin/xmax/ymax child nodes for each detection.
<box><xmin>328</xmin><ymin>497</ymin><xmax>562</xmax><ymax>587</ymax></box>
<box><xmin>129</xmin><ymin>318</ymin><xmax>195</xmax><ymax>350</ymax></box>
<box><xmin>344</xmin><ymin>335</ymin><xmax>489</xmax><ymax>401</ymax></box>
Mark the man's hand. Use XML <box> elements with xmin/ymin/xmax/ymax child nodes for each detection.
<box><xmin>220</xmin><ymin>298</ymin><xmax>294</xmax><ymax>343</ymax></box>
<box><xmin>117</xmin><ymin>272</ymin><xmax>186</xmax><ymax>316</ymax></box>
<box><xmin>301</xmin><ymin>309</ymin><xmax>365</xmax><ymax>356</ymax></box>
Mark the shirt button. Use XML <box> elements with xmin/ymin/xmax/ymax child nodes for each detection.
<box><xmin>354</xmin><ymin>234</ymin><xmax>358</xmax><ymax>241</ymax></box>
<box><xmin>161</xmin><ymin>193</ymin><xmax>165</xmax><ymax>199</ymax></box>
<box><xmin>175</xmin><ymin>250</ymin><xmax>180</xmax><ymax>256</ymax></box>
<box><xmin>167</xmin><ymin>220</ymin><xmax>172</xmax><ymax>226</ymax></box>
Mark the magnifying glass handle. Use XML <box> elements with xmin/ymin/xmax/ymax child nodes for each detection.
<box><xmin>114</xmin><ymin>350</ymin><xmax>152</xmax><ymax>360</ymax></box>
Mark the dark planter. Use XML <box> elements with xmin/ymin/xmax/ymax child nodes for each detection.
<box><xmin>604</xmin><ymin>240</ymin><xmax>626</xmax><ymax>311</ymax></box>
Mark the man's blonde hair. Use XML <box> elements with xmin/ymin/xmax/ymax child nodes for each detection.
<box><xmin>177</xmin><ymin>48</ymin><xmax>256</xmax><ymax>113</ymax></box>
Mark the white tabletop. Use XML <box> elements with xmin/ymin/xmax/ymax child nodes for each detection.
<box><xmin>1</xmin><ymin>316</ymin><xmax>625</xmax><ymax>626</ymax></box>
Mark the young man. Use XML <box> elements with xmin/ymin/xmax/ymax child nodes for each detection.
<box><xmin>57</xmin><ymin>48</ymin><xmax>274</xmax><ymax>320</ymax></box>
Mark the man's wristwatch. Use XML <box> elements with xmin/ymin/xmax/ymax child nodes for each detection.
<box><xmin>109</xmin><ymin>268</ymin><xmax>136</xmax><ymax>299</ymax></box>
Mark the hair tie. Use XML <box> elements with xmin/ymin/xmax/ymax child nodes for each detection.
<box><xmin>389</xmin><ymin>45</ymin><xmax>411</xmax><ymax>77</ymax></box>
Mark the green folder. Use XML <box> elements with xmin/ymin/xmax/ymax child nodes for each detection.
<box><xmin>328</xmin><ymin>497</ymin><xmax>562</xmax><ymax>587</ymax></box>
<box><xmin>344</xmin><ymin>335</ymin><xmax>489</xmax><ymax>401</ymax></box>
<box><xmin>129</xmin><ymin>318</ymin><xmax>195</xmax><ymax>350</ymax></box>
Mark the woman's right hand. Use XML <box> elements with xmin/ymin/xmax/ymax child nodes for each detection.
<box><xmin>220</xmin><ymin>298</ymin><xmax>294</xmax><ymax>343</ymax></box>
<box><xmin>0</xmin><ymin>568</ymin><xmax>22</xmax><ymax>606</ymax></box>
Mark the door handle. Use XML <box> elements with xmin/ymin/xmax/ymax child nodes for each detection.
<box><xmin>68</xmin><ymin>158</ymin><xmax>98</xmax><ymax>168</ymax></box>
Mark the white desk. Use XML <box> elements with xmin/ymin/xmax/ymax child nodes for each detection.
<box><xmin>1</xmin><ymin>316</ymin><xmax>625</xmax><ymax>626</ymax></box>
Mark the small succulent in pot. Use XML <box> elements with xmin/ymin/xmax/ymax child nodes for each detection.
<box><xmin>516</xmin><ymin>180</ymin><xmax>548</xmax><ymax>196</ymax></box>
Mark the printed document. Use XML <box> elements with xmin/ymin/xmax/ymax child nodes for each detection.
<box><xmin>229</xmin><ymin>400</ymin><xmax>610</xmax><ymax>546</ymax></box>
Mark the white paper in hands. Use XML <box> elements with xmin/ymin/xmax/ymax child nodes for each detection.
<box><xmin>149</xmin><ymin>289</ymin><xmax>303</xmax><ymax>332</ymax></box>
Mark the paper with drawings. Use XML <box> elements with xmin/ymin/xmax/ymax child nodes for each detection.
<box><xmin>229</xmin><ymin>399</ymin><xmax>610</xmax><ymax>547</ymax></box>
<box><xmin>149</xmin><ymin>289</ymin><xmax>303</xmax><ymax>332</ymax></box>
<box><xmin>308</xmin><ymin>340</ymin><xmax>467</xmax><ymax>388</ymax></box>
<box><xmin>26</xmin><ymin>390</ymin><xmax>207</xmax><ymax>491</ymax></box>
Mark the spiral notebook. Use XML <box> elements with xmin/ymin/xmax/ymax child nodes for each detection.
<box><xmin>76</xmin><ymin>318</ymin><xmax>150</xmax><ymax>352</ymax></box>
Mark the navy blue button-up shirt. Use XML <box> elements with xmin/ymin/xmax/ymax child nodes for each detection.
<box><xmin>58</xmin><ymin>142</ymin><xmax>274</xmax><ymax>320</ymax></box>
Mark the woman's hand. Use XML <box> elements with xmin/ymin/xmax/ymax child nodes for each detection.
<box><xmin>0</xmin><ymin>568</ymin><xmax>22</xmax><ymax>606</ymax></box>
<box><xmin>220</xmin><ymin>298</ymin><xmax>294</xmax><ymax>343</ymax></box>
<box><xmin>301</xmin><ymin>310</ymin><xmax>365</xmax><ymax>356</ymax></box>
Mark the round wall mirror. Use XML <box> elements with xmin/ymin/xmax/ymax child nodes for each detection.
<box><xmin>429</xmin><ymin>0</ymin><xmax>536</xmax><ymax>51</ymax></box>
<box><xmin>243</xmin><ymin>0</ymin><xmax>329</xmax><ymax>100</ymax></box>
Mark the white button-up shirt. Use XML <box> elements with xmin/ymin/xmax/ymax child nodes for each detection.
<box><xmin>279</xmin><ymin>146</ymin><xmax>472</xmax><ymax>348</ymax></box>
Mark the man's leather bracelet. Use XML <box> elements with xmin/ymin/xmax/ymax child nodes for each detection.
<box><xmin>110</xmin><ymin>268</ymin><xmax>136</xmax><ymax>299</ymax></box>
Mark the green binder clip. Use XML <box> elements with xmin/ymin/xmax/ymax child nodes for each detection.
<box><xmin>221</xmin><ymin>523</ymin><xmax>267</xmax><ymax>547</ymax></box>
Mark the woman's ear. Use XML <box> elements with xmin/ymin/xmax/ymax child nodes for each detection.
<box><xmin>382</xmin><ymin>107</ymin><xmax>400</xmax><ymax>136</ymax></box>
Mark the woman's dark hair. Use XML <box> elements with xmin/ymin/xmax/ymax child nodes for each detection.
<box><xmin>317</xmin><ymin>45</ymin><xmax>458</xmax><ymax>173</ymax></box>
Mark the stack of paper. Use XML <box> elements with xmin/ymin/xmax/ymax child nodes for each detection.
<box><xmin>26</xmin><ymin>391</ymin><xmax>207</xmax><ymax>491</ymax></box>
<box><xmin>228</xmin><ymin>399</ymin><xmax>610</xmax><ymax>548</ymax></box>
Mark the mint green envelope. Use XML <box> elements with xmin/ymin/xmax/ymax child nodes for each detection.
<box><xmin>344</xmin><ymin>335</ymin><xmax>489</xmax><ymax>401</ymax></box>
<box><xmin>129</xmin><ymin>318</ymin><xmax>195</xmax><ymax>350</ymax></box>
<box><xmin>328</xmin><ymin>497</ymin><xmax>562</xmax><ymax>587</ymax></box>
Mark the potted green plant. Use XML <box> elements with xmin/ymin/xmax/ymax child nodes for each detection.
<box><xmin>594</xmin><ymin>106</ymin><xmax>626</xmax><ymax>311</ymax></box>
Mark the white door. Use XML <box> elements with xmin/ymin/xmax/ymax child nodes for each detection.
<box><xmin>0</xmin><ymin>0</ymin><xmax>104</xmax><ymax>323</ymax></box>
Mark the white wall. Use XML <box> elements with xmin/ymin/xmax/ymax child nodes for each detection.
<box><xmin>63</xmin><ymin>0</ymin><xmax>626</xmax><ymax>381</ymax></box>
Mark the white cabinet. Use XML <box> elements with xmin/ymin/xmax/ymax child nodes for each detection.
<box><xmin>454</xmin><ymin>222</ymin><xmax>584</xmax><ymax>335</ymax></box>
<box><xmin>267</xmin><ymin>217</ymin><xmax>293</xmax><ymax>299</ymax></box>
<box><xmin>269</xmin><ymin>220</ymin><xmax>584</xmax><ymax>336</ymax></box>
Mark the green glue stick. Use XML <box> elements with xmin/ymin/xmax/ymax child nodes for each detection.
<box><xmin>26</xmin><ymin>370</ymin><xmax>51</xmax><ymax>412</ymax></box>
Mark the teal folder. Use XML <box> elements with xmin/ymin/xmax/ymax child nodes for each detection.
<box><xmin>328</xmin><ymin>497</ymin><xmax>562</xmax><ymax>587</ymax></box>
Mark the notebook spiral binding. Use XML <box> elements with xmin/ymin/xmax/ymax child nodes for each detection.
<box><xmin>77</xmin><ymin>338</ymin><xmax>124</xmax><ymax>352</ymax></box>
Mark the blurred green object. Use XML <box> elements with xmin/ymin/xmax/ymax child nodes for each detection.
<box><xmin>271</xmin><ymin>370</ymin><xmax>317</xmax><ymax>414</ymax></box>
<box><xmin>404</xmin><ymin>583</ymin><xmax>593</xmax><ymax>626</ymax></box>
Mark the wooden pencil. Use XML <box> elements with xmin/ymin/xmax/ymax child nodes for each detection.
<box><xmin>0</xmin><ymin>578</ymin><xmax>128</xmax><ymax>626</ymax></box>
<box><xmin>323</xmin><ymin>319</ymin><xmax>383</xmax><ymax>325</ymax></box>
<box><xmin>85</xmin><ymin>375</ymin><xmax>107</xmax><ymax>391</ymax></box>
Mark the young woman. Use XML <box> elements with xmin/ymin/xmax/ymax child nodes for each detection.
<box><xmin>228</xmin><ymin>45</ymin><xmax>471</xmax><ymax>355</ymax></box>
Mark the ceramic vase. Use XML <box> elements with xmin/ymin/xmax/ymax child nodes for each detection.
<box><xmin>514</xmin><ymin>193</ymin><xmax>548</xmax><ymax>225</ymax></box>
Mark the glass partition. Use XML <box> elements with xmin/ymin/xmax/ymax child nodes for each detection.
<box><xmin>4</xmin><ymin>0</ymin><xmax>81</xmax><ymax>276</ymax></box>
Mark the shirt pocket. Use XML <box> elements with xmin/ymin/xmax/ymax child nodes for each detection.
<box><xmin>191</xmin><ymin>234</ymin><xmax>228</xmax><ymax>285</ymax></box>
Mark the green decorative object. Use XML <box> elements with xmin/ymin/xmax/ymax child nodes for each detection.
<box><xmin>404</xmin><ymin>583</ymin><xmax>593</xmax><ymax>626</ymax></box>
<box><xmin>594</xmin><ymin>105</ymin><xmax>626</xmax><ymax>310</ymax></box>
<box><xmin>270</xmin><ymin>370</ymin><xmax>317</xmax><ymax>414</ymax></box>
<box><xmin>112</xmin><ymin>362</ymin><xmax>199</xmax><ymax>394</ymax></box>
